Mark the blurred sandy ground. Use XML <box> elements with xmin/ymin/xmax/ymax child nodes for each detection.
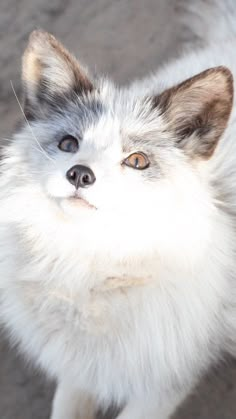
<box><xmin>0</xmin><ymin>0</ymin><xmax>236</xmax><ymax>418</ymax></box>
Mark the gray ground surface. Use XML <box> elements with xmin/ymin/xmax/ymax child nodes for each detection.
<box><xmin>0</xmin><ymin>0</ymin><xmax>236</xmax><ymax>418</ymax></box>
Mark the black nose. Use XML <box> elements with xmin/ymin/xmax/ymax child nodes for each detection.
<box><xmin>66</xmin><ymin>165</ymin><xmax>96</xmax><ymax>189</ymax></box>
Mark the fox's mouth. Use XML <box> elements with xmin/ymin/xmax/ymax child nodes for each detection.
<box><xmin>69</xmin><ymin>193</ymin><xmax>97</xmax><ymax>210</ymax></box>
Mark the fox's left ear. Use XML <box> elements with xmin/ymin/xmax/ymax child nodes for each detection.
<box><xmin>22</xmin><ymin>30</ymin><xmax>93</xmax><ymax>118</ymax></box>
<box><xmin>153</xmin><ymin>66</ymin><xmax>234</xmax><ymax>159</ymax></box>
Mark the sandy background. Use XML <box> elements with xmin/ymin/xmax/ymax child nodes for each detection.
<box><xmin>0</xmin><ymin>0</ymin><xmax>236</xmax><ymax>417</ymax></box>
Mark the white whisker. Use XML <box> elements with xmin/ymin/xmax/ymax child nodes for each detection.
<box><xmin>31</xmin><ymin>145</ymin><xmax>56</xmax><ymax>162</ymax></box>
<box><xmin>10</xmin><ymin>81</ymin><xmax>56</xmax><ymax>166</ymax></box>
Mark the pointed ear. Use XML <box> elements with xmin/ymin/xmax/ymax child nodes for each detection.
<box><xmin>153</xmin><ymin>66</ymin><xmax>233</xmax><ymax>159</ymax></box>
<box><xmin>22</xmin><ymin>30</ymin><xmax>93</xmax><ymax>118</ymax></box>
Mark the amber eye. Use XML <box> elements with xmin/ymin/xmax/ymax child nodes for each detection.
<box><xmin>58</xmin><ymin>135</ymin><xmax>79</xmax><ymax>153</ymax></box>
<box><xmin>123</xmin><ymin>152</ymin><xmax>150</xmax><ymax>170</ymax></box>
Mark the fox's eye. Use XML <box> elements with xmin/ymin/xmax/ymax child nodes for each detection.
<box><xmin>58</xmin><ymin>136</ymin><xmax>79</xmax><ymax>153</ymax></box>
<box><xmin>123</xmin><ymin>152</ymin><xmax>150</xmax><ymax>170</ymax></box>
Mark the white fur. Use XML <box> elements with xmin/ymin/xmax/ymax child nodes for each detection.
<box><xmin>1</xmin><ymin>4</ymin><xmax>236</xmax><ymax>419</ymax></box>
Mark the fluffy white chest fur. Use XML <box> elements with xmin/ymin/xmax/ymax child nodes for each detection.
<box><xmin>1</xmin><ymin>6</ymin><xmax>236</xmax><ymax>419</ymax></box>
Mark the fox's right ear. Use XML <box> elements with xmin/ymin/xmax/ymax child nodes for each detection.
<box><xmin>22</xmin><ymin>30</ymin><xmax>93</xmax><ymax>119</ymax></box>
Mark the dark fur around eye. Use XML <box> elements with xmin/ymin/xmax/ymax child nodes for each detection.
<box><xmin>58</xmin><ymin>135</ymin><xmax>79</xmax><ymax>153</ymax></box>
